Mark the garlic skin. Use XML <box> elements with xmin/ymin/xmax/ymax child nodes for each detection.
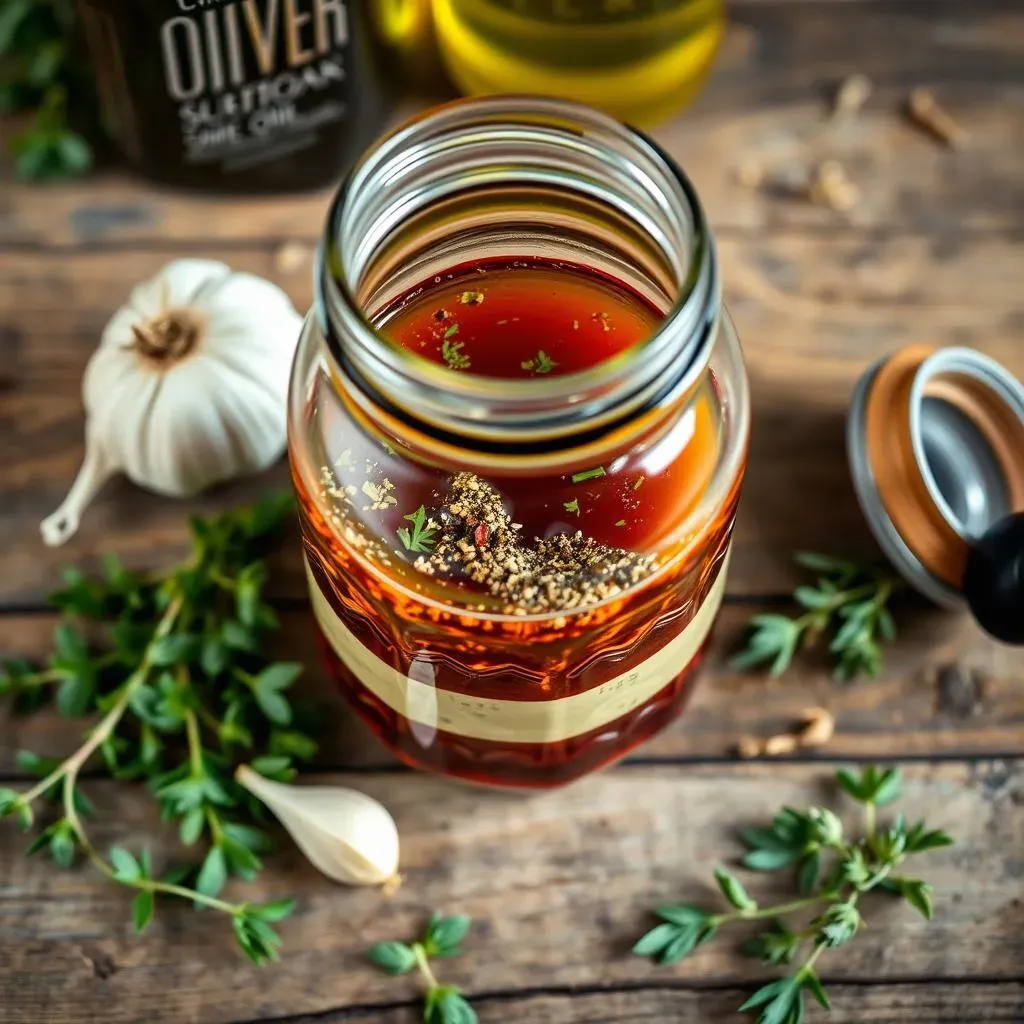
<box><xmin>41</xmin><ymin>259</ymin><xmax>302</xmax><ymax>546</ymax></box>
<box><xmin>235</xmin><ymin>765</ymin><xmax>400</xmax><ymax>887</ymax></box>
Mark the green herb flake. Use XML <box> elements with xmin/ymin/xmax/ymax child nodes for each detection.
<box><xmin>441</xmin><ymin>338</ymin><xmax>471</xmax><ymax>371</ymax></box>
<box><xmin>614</xmin><ymin>519</ymin><xmax>626</xmax><ymax>527</ymax></box>
<box><xmin>396</xmin><ymin>505</ymin><xmax>438</xmax><ymax>553</ymax></box>
<box><xmin>459</xmin><ymin>290</ymin><xmax>484</xmax><ymax>306</ymax></box>
<box><xmin>571</xmin><ymin>467</ymin><xmax>606</xmax><ymax>484</ymax></box>
<box><xmin>443</xmin><ymin>323</ymin><xmax>460</xmax><ymax>339</ymax></box>
<box><xmin>632</xmin><ymin>475</ymin><xmax>645</xmax><ymax>490</ymax></box>
<box><xmin>521</xmin><ymin>350</ymin><xmax>558</xmax><ymax>374</ymax></box>
<box><xmin>563</xmin><ymin>499</ymin><xmax>580</xmax><ymax>516</ymax></box>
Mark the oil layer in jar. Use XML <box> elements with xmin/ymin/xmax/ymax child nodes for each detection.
<box><xmin>296</xmin><ymin>254</ymin><xmax>736</xmax><ymax>785</ymax></box>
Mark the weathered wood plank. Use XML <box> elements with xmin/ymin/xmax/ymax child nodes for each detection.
<box><xmin>220</xmin><ymin>984</ymin><xmax>1024</xmax><ymax>1024</ymax></box>
<box><xmin>1</xmin><ymin>235</ymin><xmax>1022</xmax><ymax>605</ymax></box>
<box><xmin>1</xmin><ymin>602</ymin><xmax>1021</xmax><ymax>775</ymax></box>
<box><xmin>0</xmin><ymin>762</ymin><xmax>1020</xmax><ymax>1024</ymax></box>
<box><xmin>0</xmin><ymin>2</ymin><xmax>1021</xmax><ymax>248</ymax></box>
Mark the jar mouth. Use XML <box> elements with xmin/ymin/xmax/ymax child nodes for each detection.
<box><xmin>317</xmin><ymin>95</ymin><xmax>718</xmax><ymax>454</ymax></box>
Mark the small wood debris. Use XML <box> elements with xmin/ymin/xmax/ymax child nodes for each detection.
<box><xmin>735</xmin><ymin>707</ymin><xmax>835</xmax><ymax>758</ymax></box>
<box><xmin>734</xmin><ymin>159</ymin><xmax>765</xmax><ymax>189</ymax></box>
<box><xmin>763</xmin><ymin>733</ymin><xmax>800</xmax><ymax>756</ymax></box>
<box><xmin>907</xmin><ymin>88</ymin><xmax>968</xmax><ymax>149</ymax></box>
<box><xmin>797</xmin><ymin>706</ymin><xmax>835</xmax><ymax>748</ymax></box>
<box><xmin>809</xmin><ymin>160</ymin><xmax>860</xmax><ymax>211</ymax></box>
<box><xmin>735</xmin><ymin>735</ymin><xmax>764</xmax><ymax>759</ymax></box>
<box><xmin>832</xmin><ymin>74</ymin><xmax>871</xmax><ymax>119</ymax></box>
<box><xmin>274</xmin><ymin>241</ymin><xmax>311</xmax><ymax>274</ymax></box>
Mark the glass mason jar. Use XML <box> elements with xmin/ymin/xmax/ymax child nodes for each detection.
<box><xmin>288</xmin><ymin>97</ymin><xmax>749</xmax><ymax>788</ymax></box>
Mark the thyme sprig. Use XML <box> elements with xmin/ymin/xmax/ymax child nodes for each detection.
<box><xmin>0</xmin><ymin>494</ymin><xmax>316</xmax><ymax>963</ymax></box>
<box><xmin>633</xmin><ymin>766</ymin><xmax>954</xmax><ymax>1022</ymax></box>
<box><xmin>368</xmin><ymin>913</ymin><xmax>477</xmax><ymax>1023</ymax></box>
<box><xmin>732</xmin><ymin>553</ymin><xmax>903</xmax><ymax>680</ymax></box>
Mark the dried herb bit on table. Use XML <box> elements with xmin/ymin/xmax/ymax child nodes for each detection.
<box><xmin>368</xmin><ymin>912</ymin><xmax>477</xmax><ymax>1024</ymax></box>
<box><xmin>0</xmin><ymin>494</ymin><xmax>316</xmax><ymax>964</ymax></box>
<box><xmin>407</xmin><ymin>473</ymin><xmax>656</xmax><ymax>614</ymax></box>
<box><xmin>634</xmin><ymin>766</ymin><xmax>954</xmax><ymax>1023</ymax></box>
<box><xmin>731</xmin><ymin>552</ymin><xmax>902</xmax><ymax>681</ymax></box>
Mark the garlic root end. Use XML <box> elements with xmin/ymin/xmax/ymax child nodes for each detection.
<box><xmin>40</xmin><ymin>438</ymin><xmax>117</xmax><ymax>547</ymax></box>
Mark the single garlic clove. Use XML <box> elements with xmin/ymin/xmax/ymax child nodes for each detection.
<box><xmin>40</xmin><ymin>430</ymin><xmax>119</xmax><ymax>547</ymax></box>
<box><xmin>235</xmin><ymin>765</ymin><xmax>399</xmax><ymax>886</ymax></box>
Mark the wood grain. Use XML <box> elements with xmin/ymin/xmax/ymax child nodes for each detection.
<box><xmin>1</xmin><ymin>3</ymin><xmax>1021</xmax><ymax>247</ymax></box>
<box><xmin>2</xmin><ymin>235</ymin><xmax>1022</xmax><ymax>605</ymax></box>
<box><xmin>1</xmin><ymin>602</ymin><xmax>1022</xmax><ymax>776</ymax></box>
<box><xmin>0</xmin><ymin>762</ymin><xmax>1020</xmax><ymax>1024</ymax></box>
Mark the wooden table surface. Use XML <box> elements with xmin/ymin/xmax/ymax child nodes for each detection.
<box><xmin>2</xmin><ymin>2</ymin><xmax>1023</xmax><ymax>1022</ymax></box>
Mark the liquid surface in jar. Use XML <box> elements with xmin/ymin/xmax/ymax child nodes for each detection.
<box><xmin>379</xmin><ymin>256</ymin><xmax>661</xmax><ymax>378</ymax></box>
<box><xmin>331</xmin><ymin>255</ymin><xmax>724</xmax><ymax>584</ymax></box>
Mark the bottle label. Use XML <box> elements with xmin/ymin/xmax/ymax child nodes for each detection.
<box><xmin>305</xmin><ymin>551</ymin><xmax>729</xmax><ymax>745</ymax></box>
<box><xmin>160</xmin><ymin>0</ymin><xmax>351</xmax><ymax>171</ymax></box>
<box><xmin>79</xmin><ymin>0</ymin><xmax>366</xmax><ymax>182</ymax></box>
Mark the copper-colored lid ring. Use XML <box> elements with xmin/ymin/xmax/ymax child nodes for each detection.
<box><xmin>863</xmin><ymin>346</ymin><xmax>969</xmax><ymax>588</ymax></box>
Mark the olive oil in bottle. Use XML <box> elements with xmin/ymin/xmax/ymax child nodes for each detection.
<box><xmin>430</xmin><ymin>0</ymin><xmax>724</xmax><ymax>125</ymax></box>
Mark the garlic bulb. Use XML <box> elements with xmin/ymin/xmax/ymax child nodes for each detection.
<box><xmin>235</xmin><ymin>765</ymin><xmax>400</xmax><ymax>886</ymax></box>
<box><xmin>41</xmin><ymin>259</ymin><xmax>302</xmax><ymax>547</ymax></box>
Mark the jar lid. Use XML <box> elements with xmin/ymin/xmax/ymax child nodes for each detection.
<box><xmin>847</xmin><ymin>345</ymin><xmax>1024</xmax><ymax>609</ymax></box>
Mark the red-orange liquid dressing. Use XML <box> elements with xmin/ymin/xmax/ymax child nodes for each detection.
<box><xmin>294</xmin><ymin>256</ymin><xmax>742</xmax><ymax>787</ymax></box>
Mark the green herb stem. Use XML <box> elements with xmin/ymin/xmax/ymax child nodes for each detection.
<box><xmin>184</xmin><ymin>705</ymin><xmax>204</xmax><ymax>775</ymax></box>
<box><xmin>413</xmin><ymin>942</ymin><xmax>439</xmax><ymax>990</ymax></box>
<box><xmin>18</xmin><ymin>597</ymin><xmax>183</xmax><ymax>807</ymax></box>
<box><xmin>797</xmin><ymin>939</ymin><xmax>827</xmax><ymax>977</ymax></box>
<box><xmin>865</xmin><ymin>802</ymin><xmax>876</xmax><ymax>838</ymax></box>
<box><xmin>713</xmin><ymin>894</ymin><xmax>827</xmax><ymax>926</ymax></box>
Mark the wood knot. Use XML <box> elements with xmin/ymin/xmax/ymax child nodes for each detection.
<box><xmin>932</xmin><ymin>663</ymin><xmax>986</xmax><ymax>718</ymax></box>
<box><xmin>78</xmin><ymin>946</ymin><xmax>117</xmax><ymax>979</ymax></box>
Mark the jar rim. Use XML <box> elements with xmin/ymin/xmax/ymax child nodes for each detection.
<box><xmin>316</xmin><ymin>94</ymin><xmax>720</xmax><ymax>454</ymax></box>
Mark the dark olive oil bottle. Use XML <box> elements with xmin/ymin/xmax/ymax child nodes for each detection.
<box><xmin>77</xmin><ymin>0</ymin><xmax>394</xmax><ymax>192</ymax></box>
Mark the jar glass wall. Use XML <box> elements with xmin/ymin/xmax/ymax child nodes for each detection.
<box><xmin>288</xmin><ymin>97</ymin><xmax>749</xmax><ymax>787</ymax></box>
